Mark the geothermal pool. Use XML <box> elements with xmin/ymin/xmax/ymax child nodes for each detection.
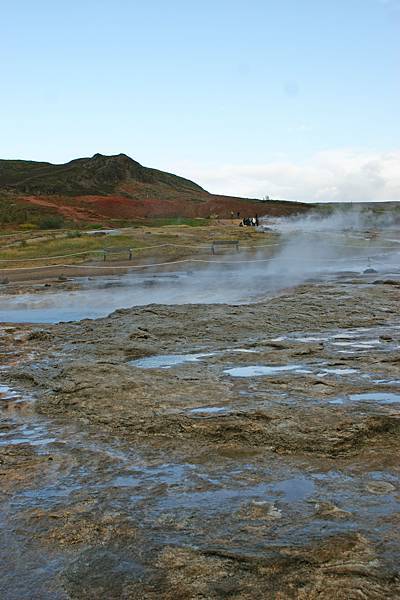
<box><xmin>1</xmin><ymin>253</ymin><xmax>399</xmax><ymax>323</ymax></box>
<box><xmin>1</xmin><ymin>223</ymin><xmax>400</xmax><ymax>323</ymax></box>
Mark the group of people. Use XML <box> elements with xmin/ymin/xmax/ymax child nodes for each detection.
<box><xmin>230</xmin><ymin>211</ymin><xmax>260</xmax><ymax>227</ymax></box>
<box><xmin>240</xmin><ymin>215</ymin><xmax>259</xmax><ymax>227</ymax></box>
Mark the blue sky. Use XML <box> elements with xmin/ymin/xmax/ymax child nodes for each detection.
<box><xmin>1</xmin><ymin>0</ymin><xmax>399</xmax><ymax>201</ymax></box>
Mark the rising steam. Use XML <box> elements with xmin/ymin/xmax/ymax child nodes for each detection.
<box><xmin>1</xmin><ymin>207</ymin><xmax>399</xmax><ymax>323</ymax></box>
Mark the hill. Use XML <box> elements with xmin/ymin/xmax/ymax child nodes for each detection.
<box><xmin>0</xmin><ymin>153</ymin><xmax>312</xmax><ymax>227</ymax></box>
<box><xmin>0</xmin><ymin>153</ymin><xmax>205</xmax><ymax>196</ymax></box>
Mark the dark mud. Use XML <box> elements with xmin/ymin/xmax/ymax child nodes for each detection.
<box><xmin>1</xmin><ymin>273</ymin><xmax>400</xmax><ymax>598</ymax></box>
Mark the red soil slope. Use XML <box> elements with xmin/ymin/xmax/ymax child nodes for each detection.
<box><xmin>0</xmin><ymin>154</ymin><xmax>313</xmax><ymax>226</ymax></box>
<box><xmin>17</xmin><ymin>192</ymin><xmax>310</xmax><ymax>225</ymax></box>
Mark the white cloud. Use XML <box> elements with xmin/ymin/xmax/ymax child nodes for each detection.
<box><xmin>172</xmin><ymin>150</ymin><xmax>400</xmax><ymax>203</ymax></box>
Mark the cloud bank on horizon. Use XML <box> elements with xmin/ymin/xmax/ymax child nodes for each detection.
<box><xmin>175</xmin><ymin>149</ymin><xmax>400</xmax><ymax>203</ymax></box>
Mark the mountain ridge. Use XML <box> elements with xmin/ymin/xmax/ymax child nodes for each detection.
<box><xmin>0</xmin><ymin>153</ymin><xmax>206</xmax><ymax>196</ymax></box>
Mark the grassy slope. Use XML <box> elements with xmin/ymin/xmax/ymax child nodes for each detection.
<box><xmin>0</xmin><ymin>154</ymin><xmax>205</xmax><ymax>195</ymax></box>
<box><xmin>0</xmin><ymin>223</ymin><xmax>279</xmax><ymax>268</ymax></box>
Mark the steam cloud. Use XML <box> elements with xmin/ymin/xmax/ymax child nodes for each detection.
<box><xmin>261</xmin><ymin>206</ymin><xmax>400</xmax><ymax>286</ymax></box>
<box><xmin>1</xmin><ymin>207</ymin><xmax>399</xmax><ymax>323</ymax></box>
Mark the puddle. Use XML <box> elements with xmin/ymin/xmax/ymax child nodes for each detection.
<box><xmin>349</xmin><ymin>392</ymin><xmax>400</xmax><ymax>404</ymax></box>
<box><xmin>332</xmin><ymin>341</ymin><xmax>380</xmax><ymax>349</ymax></box>
<box><xmin>318</xmin><ymin>368</ymin><xmax>358</xmax><ymax>376</ymax></box>
<box><xmin>224</xmin><ymin>364</ymin><xmax>304</xmax><ymax>377</ymax></box>
<box><xmin>130</xmin><ymin>352</ymin><xmax>213</xmax><ymax>369</ymax></box>
<box><xmin>0</xmin><ymin>423</ymin><xmax>57</xmax><ymax>447</ymax></box>
<box><xmin>228</xmin><ymin>348</ymin><xmax>258</xmax><ymax>354</ymax></box>
<box><xmin>155</xmin><ymin>476</ymin><xmax>315</xmax><ymax>512</ymax></box>
<box><xmin>156</xmin><ymin>483</ymin><xmax>272</xmax><ymax>511</ymax></box>
<box><xmin>0</xmin><ymin>384</ymin><xmax>20</xmax><ymax>400</ymax></box>
<box><xmin>132</xmin><ymin>348</ymin><xmax>261</xmax><ymax>370</ymax></box>
<box><xmin>328</xmin><ymin>391</ymin><xmax>400</xmax><ymax>405</ymax></box>
<box><xmin>188</xmin><ymin>406</ymin><xmax>229</xmax><ymax>415</ymax></box>
<box><xmin>272</xmin><ymin>477</ymin><xmax>315</xmax><ymax>502</ymax></box>
<box><xmin>294</xmin><ymin>336</ymin><xmax>327</xmax><ymax>342</ymax></box>
<box><xmin>272</xmin><ymin>335</ymin><xmax>326</xmax><ymax>343</ymax></box>
<box><xmin>273</xmin><ymin>329</ymin><xmax>395</xmax><ymax>358</ymax></box>
<box><xmin>0</xmin><ymin>384</ymin><xmax>33</xmax><ymax>413</ymax></box>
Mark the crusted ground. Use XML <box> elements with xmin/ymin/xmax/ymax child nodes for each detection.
<box><xmin>1</xmin><ymin>272</ymin><xmax>399</xmax><ymax>598</ymax></box>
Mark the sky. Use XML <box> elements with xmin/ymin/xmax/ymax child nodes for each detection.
<box><xmin>1</xmin><ymin>0</ymin><xmax>399</xmax><ymax>202</ymax></box>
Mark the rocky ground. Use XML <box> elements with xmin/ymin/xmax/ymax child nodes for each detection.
<box><xmin>1</xmin><ymin>270</ymin><xmax>400</xmax><ymax>598</ymax></box>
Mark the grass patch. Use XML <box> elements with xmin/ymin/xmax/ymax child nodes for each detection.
<box><xmin>118</xmin><ymin>217</ymin><xmax>209</xmax><ymax>228</ymax></box>
<box><xmin>0</xmin><ymin>229</ymin><xmax>204</xmax><ymax>262</ymax></box>
<box><xmin>0</xmin><ymin>222</ymin><xmax>278</xmax><ymax>268</ymax></box>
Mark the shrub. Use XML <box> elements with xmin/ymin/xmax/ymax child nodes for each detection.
<box><xmin>38</xmin><ymin>215</ymin><xmax>65</xmax><ymax>230</ymax></box>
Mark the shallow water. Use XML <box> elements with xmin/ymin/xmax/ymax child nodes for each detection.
<box><xmin>188</xmin><ymin>406</ymin><xmax>229</xmax><ymax>415</ymax></box>
<box><xmin>0</xmin><ymin>384</ymin><xmax>19</xmax><ymax>399</ymax></box>
<box><xmin>130</xmin><ymin>352</ymin><xmax>213</xmax><ymax>369</ymax></box>
<box><xmin>1</xmin><ymin>240</ymin><xmax>399</xmax><ymax>324</ymax></box>
<box><xmin>349</xmin><ymin>392</ymin><xmax>400</xmax><ymax>404</ymax></box>
<box><xmin>332</xmin><ymin>340</ymin><xmax>381</xmax><ymax>349</ymax></box>
<box><xmin>1</xmin><ymin>383</ymin><xmax>400</xmax><ymax>596</ymax></box>
<box><xmin>224</xmin><ymin>364</ymin><xmax>304</xmax><ymax>377</ymax></box>
<box><xmin>228</xmin><ymin>348</ymin><xmax>259</xmax><ymax>354</ymax></box>
<box><xmin>0</xmin><ymin>268</ymin><xmax>280</xmax><ymax>323</ymax></box>
<box><xmin>319</xmin><ymin>368</ymin><xmax>358</xmax><ymax>376</ymax></box>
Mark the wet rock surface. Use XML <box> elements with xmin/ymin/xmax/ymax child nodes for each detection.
<box><xmin>1</xmin><ymin>275</ymin><xmax>400</xmax><ymax>598</ymax></box>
